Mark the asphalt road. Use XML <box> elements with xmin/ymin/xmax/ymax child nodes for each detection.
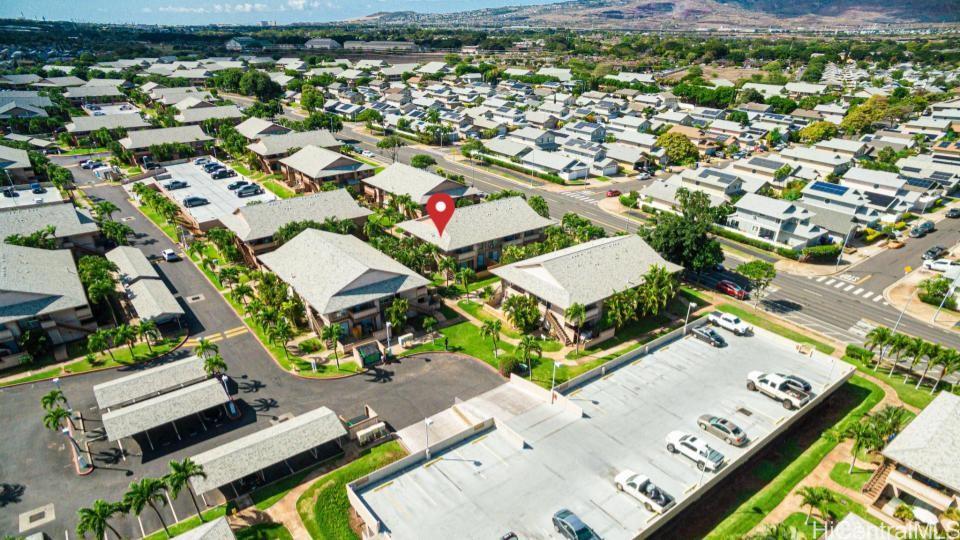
<box><xmin>1</xmin><ymin>172</ymin><xmax>504</xmax><ymax>538</ymax></box>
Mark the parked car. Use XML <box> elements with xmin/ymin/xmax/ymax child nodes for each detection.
<box><xmin>31</xmin><ymin>186</ymin><xmax>47</xmax><ymax>194</ymax></box>
<box><xmin>692</xmin><ymin>326</ymin><xmax>726</xmax><ymax>347</ymax></box>
<box><xmin>227</xmin><ymin>180</ymin><xmax>249</xmax><ymax>190</ymax></box>
<box><xmin>606</xmin><ymin>189</ymin><xmax>622</xmax><ymax>197</ymax></box>
<box><xmin>551</xmin><ymin>509</ymin><xmax>600</xmax><ymax>540</ymax></box>
<box><xmin>194</xmin><ymin>157</ymin><xmax>210</xmax><ymax>165</ymax></box>
<box><xmin>211</xmin><ymin>169</ymin><xmax>237</xmax><ymax>179</ymax></box>
<box><xmin>707</xmin><ymin>311</ymin><xmax>751</xmax><ymax>336</ymax></box>
<box><xmin>236</xmin><ymin>184</ymin><xmax>263</xmax><ymax>198</ymax></box>
<box><xmin>777</xmin><ymin>373</ymin><xmax>812</xmax><ymax>393</ymax></box>
<box><xmin>362</xmin><ymin>150</ymin><xmax>376</xmax><ymax>158</ymax></box>
<box><xmin>2</xmin><ymin>187</ymin><xmax>17</xmax><ymax>198</ymax></box>
<box><xmin>947</xmin><ymin>208</ymin><xmax>960</xmax><ymax>219</ymax></box>
<box><xmin>665</xmin><ymin>431</ymin><xmax>725</xmax><ymax>472</ymax></box>
<box><xmin>716</xmin><ymin>280</ymin><xmax>747</xmax><ymax>300</ymax></box>
<box><xmin>183</xmin><ymin>196</ymin><xmax>209</xmax><ymax>208</ymax></box>
<box><xmin>161</xmin><ymin>249</ymin><xmax>180</xmax><ymax>262</ymax></box>
<box><xmin>924</xmin><ymin>258</ymin><xmax>960</xmax><ymax>272</ymax></box>
<box><xmin>164</xmin><ymin>180</ymin><xmax>189</xmax><ymax>190</ymax></box>
<box><xmin>614</xmin><ymin>471</ymin><xmax>675</xmax><ymax>513</ymax></box>
<box><xmin>747</xmin><ymin>371</ymin><xmax>811</xmax><ymax>410</ymax></box>
<box><xmin>697</xmin><ymin>414</ymin><xmax>748</xmax><ymax>446</ymax></box>
<box><xmin>923</xmin><ymin>246</ymin><xmax>947</xmax><ymax>261</ymax></box>
<box><xmin>909</xmin><ymin>220</ymin><xmax>936</xmax><ymax>238</ymax></box>
<box><xmin>80</xmin><ymin>160</ymin><xmax>102</xmax><ymax>169</ymax></box>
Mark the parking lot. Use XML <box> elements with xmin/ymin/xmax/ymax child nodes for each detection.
<box><xmin>160</xmin><ymin>159</ymin><xmax>274</xmax><ymax>229</ymax></box>
<box><xmin>354</xmin><ymin>325</ymin><xmax>854</xmax><ymax>540</ymax></box>
<box><xmin>82</xmin><ymin>102</ymin><xmax>140</xmax><ymax>115</ymax></box>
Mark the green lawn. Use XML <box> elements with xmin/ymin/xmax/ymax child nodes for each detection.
<box><xmin>297</xmin><ymin>441</ymin><xmax>406</xmax><ymax>540</ymax></box>
<box><xmin>63</xmin><ymin>332</ymin><xmax>185</xmax><ymax>374</ymax></box>
<box><xmin>776</xmin><ymin>488</ymin><xmax>883</xmax><ymax>539</ymax></box>
<box><xmin>705</xmin><ymin>376</ymin><xmax>883</xmax><ymax>539</ymax></box>
<box><xmin>841</xmin><ymin>354</ymin><xmax>936</xmax><ymax>410</ymax></box>
<box><xmin>142</xmin><ymin>506</ymin><xmax>228</xmax><ymax>539</ymax></box>
<box><xmin>138</xmin><ymin>202</ymin><xmax>179</xmax><ymax>242</ymax></box>
<box><xmin>457</xmin><ymin>300</ymin><xmax>521</xmax><ymax>339</ymax></box>
<box><xmin>263</xmin><ymin>179</ymin><xmax>295</xmax><ymax>199</ymax></box>
<box><xmin>829</xmin><ymin>461</ymin><xmax>873</xmax><ymax>492</ymax></box>
<box><xmin>63</xmin><ymin>146</ymin><xmax>109</xmax><ymax>156</ymax></box>
<box><xmin>236</xmin><ymin>523</ymin><xmax>293</xmax><ymax>540</ymax></box>
<box><xmin>717</xmin><ymin>304</ymin><xmax>835</xmax><ymax>355</ymax></box>
<box><xmin>404</xmin><ymin>320</ymin><xmax>512</xmax><ymax>370</ymax></box>
<box><xmin>781</xmin><ymin>512</ymin><xmax>821</xmax><ymax>539</ymax></box>
<box><xmin>565</xmin><ymin>314</ymin><xmax>677</xmax><ymax>360</ymax></box>
<box><xmin>249</xmin><ymin>451</ymin><xmax>344</xmax><ymax>511</ymax></box>
<box><xmin>680</xmin><ymin>286</ymin><xmax>712</xmax><ymax>306</ymax></box>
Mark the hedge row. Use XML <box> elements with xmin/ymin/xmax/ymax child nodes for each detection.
<box><xmin>478</xmin><ymin>155</ymin><xmax>566</xmax><ymax>185</ymax></box>
<box><xmin>711</xmin><ymin>225</ymin><xmax>842</xmax><ymax>262</ymax></box>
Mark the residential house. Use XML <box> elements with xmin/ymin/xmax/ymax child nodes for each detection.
<box><xmin>62</xmin><ymin>85</ymin><xmax>125</xmax><ymax>104</ymax></box>
<box><xmin>510</xmin><ymin>127</ymin><xmax>557</xmax><ymax>150</ymax></box>
<box><xmin>520</xmin><ymin>150</ymin><xmax>589</xmax><ymax>181</ymax></box>
<box><xmin>65</xmin><ymin>114</ymin><xmax>150</xmax><ymax>141</ymax></box>
<box><xmin>279</xmin><ymin>145</ymin><xmax>375</xmax><ymax>193</ymax></box>
<box><xmin>563</xmin><ymin>121</ymin><xmax>606</xmax><ymax>143</ymax></box>
<box><xmin>246</xmin><ymin>130</ymin><xmax>340</xmax><ymax>171</ymax></box>
<box><xmin>796</xmin><ymin>181</ymin><xmax>880</xmax><ymax>240</ymax></box>
<box><xmin>174</xmin><ymin>105</ymin><xmax>243</xmax><ymax>125</ymax></box>
<box><xmin>235</xmin><ymin>117</ymin><xmax>291</xmax><ymax>141</ymax></box>
<box><xmin>361</xmin><ymin>163</ymin><xmax>481</xmax><ymax>210</ymax></box>
<box><xmin>897</xmin><ymin>155</ymin><xmax>960</xmax><ymax>192</ymax></box>
<box><xmin>778</xmin><ymin>146</ymin><xmax>851</xmax><ymax>178</ymax></box>
<box><xmin>0</xmin><ymin>145</ymin><xmax>36</xmax><ymax>184</ymax></box>
<box><xmin>0</xmin><ymin>201</ymin><xmax>100</xmax><ymax>251</ymax></box>
<box><xmin>728</xmin><ymin>193</ymin><xmax>829</xmax><ymax>248</ymax></box>
<box><xmin>118</xmin><ymin>126</ymin><xmax>213</xmax><ymax>164</ymax></box>
<box><xmin>813</xmin><ymin>137</ymin><xmax>868</xmax><ymax>159</ymax></box>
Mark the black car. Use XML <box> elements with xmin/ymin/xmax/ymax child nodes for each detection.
<box><xmin>948</xmin><ymin>208</ymin><xmax>960</xmax><ymax>219</ymax></box>
<box><xmin>164</xmin><ymin>180</ymin><xmax>189</xmax><ymax>190</ymax></box>
<box><xmin>552</xmin><ymin>510</ymin><xmax>600</xmax><ymax>540</ymax></box>
<box><xmin>692</xmin><ymin>326</ymin><xmax>726</xmax><ymax>348</ymax></box>
<box><xmin>2</xmin><ymin>187</ymin><xmax>17</xmax><ymax>198</ymax></box>
<box><xmin>923</xmin><ymin>245</ymin><xmax>947</xmax><ymax>261</ymax></box>
<box><xmin>236</xmin><ymin>184</ymin><xmax>263</xmax><ymax>198</ymax></box>
<box><xmin>210</xmin><ymin>169</ymin><xmax>237</xmax><ymax>179</ymax></box>
<box><xmin>31</xmin><ymin>186</ymin><xmax>47</xmax><ymax>194</ymax></box>
<box><xmin>227</xmin><ymin>180</ymin><xmax>249</xmax><ymax>190</ymax></box>
<box><xmin>183</xmin><ymin>196</ymin><xmax>210</xmax><ymax>208</ymax></box>
<box><xmin>202</xmin><ymin>162</ymin><xmax>223</xmax><ymax>172</ymax></box>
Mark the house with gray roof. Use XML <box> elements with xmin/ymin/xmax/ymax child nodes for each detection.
<box><xmin>491</xmin><ymin>235</ymin><xmax>681</xmax><ymax>345</ymax></box>
<box><xmin>0</xmin><ymin>74</ymin><xmax>42</xmax><ymax>87</ymax></box>
<box><xmin>247</xmin><ymin>129</ymin><xmax>340</xmax><ymax>172</ymax></box>
<box><xmin>0</xmin><ymin>244</ymin><xmax>95</xmax><ymax>358</ymax></box>
<box><xmin>279</xmin><ymin>145</ymin><xmax>374</xmax><ymax>193</ymax></box>
<box><xmin>0</xmin><ymin>101</ymin><xmax>47</xmax><ymax>119</ymax></box>
<box><xmin>727</xmin><ymin>193</ymin><xmax>829</xmax><ymax>249</ymax></box>
<box><xmin>219</xmin><ymin>189</ymin><xmax>371</xmax><ymax>262</ymax></box>
<box><xmin>106</xmin><ymin>246</ymin><xmax>184</xmax><ymax>324</ymax></box>
<box><xmin>66</xmin><ymin>113</ymin><xmax>150</xmax><ymax>139</ymax></box>
<box><xmin>176</xmin><ymin>517</ymin><xmax>235</xmax><ymax>540</ymax></box>
<box><xmin>361</xmin><ymin>163</ymin><xmax>481</xmax><ymax>210</ymax></box>
<box><xmin>870</xmin><ymin>393</ymin><xmax>960</xmax><ymax>522</ymax></box>
<box><xmin>118</xmin><ymin>126</ymin><xmax>212</xmax><ymax>163</ymax></box>
<box><xmin>0</xmin><ymin>91</ymin><xmax>54</xmax><ymax>111</ymax></box>
<box><xmin>235</xmin><ymin>117</ymin><xmax>290</xmax><ymax>141</ymax></box>
<box><xmin>0</xmin><ymin>144</ymin><xmax>35</xmax><ymax>184</ymax></box>
<box><xmin>0</xmin><ymin>201</ymin><xmax>99</xmax><ymax>250</ymax></box>
<box><xmin>258</xmin><ymin>229</ymin><xmax>432</xmax><ymax>337</ymax></box>
<box><xmin>63</xmin><ymin>85</ymin><xmax>125</xmax><ymax>104</ymax></box>
<box><xmin>174</xmin><ymin>105</ymin><xmax>243</xmax><ymax>125</ymax></box>
<box><xmin>397</xmin><ymin>197</ymin><xmax>554</xmax><ymax>272</ymax></box>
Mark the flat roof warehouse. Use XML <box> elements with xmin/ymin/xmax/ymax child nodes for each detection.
<box><xmin>349</xmin><ymin>321</ymin><xmax>854</xmax><ymax>539</ymax></box>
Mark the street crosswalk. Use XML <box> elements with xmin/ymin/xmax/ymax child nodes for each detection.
<box><xmin>809</xmin><ymin>275</ymin><xmax>888</xmax><ymax>305</ymax></box>
<box><xmin>183</xmin><ymin>325</ymin><xmax>249</xmax><ymax>348</ymax></box>
<box><xmin>560</xmin><ymin>190</ymin><xmax>600</xmax><ymax>205</ymax></box>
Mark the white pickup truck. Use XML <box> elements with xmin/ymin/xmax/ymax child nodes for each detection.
<box><xmin>708</xmin><ymin>311</ymin><xmax>752</xmax><ymax>336</ymax></box>
<box><xmin>746</xmin><ymin>371</ymin><xmax>811</xmax><ymax>410</ymax></box>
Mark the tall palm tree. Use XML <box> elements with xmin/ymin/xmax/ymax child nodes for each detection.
<box><xmin>932</xmin><ymin>349</ymin><xmax>960</xmax><ymax>394</ymax></box>
<box><xmin>43</xmin><ymin>406</ymin><xmax>72</xmax><ymax>431</ymax></box>
<box><xmin>233</xmin><ymin>283</ymin><xmax>254</xmax><ymax>306</ymax></box>
<box><xmin>745</xmin><ymin>523</ymin><xmax>807</xmax><ymax>540</ymax></box>
<box><xmin>456</xmin><ymin>267</ymin><xmax>476</xmax><ymax>297</ymax></box>
<box><xmin>480</xmin><ymin>319</ymin><xmax>502</xmax><ymax>361</ymax></box>
<box><xmin>135</xmin><ymin>321</ymin><xmax>160</xmax><ymax>353</ymax></box>
<box><xmin>915</xmin><ymin>343</ymin><xmax>944</xmax><ymax>389</ymax></box>
<box><xmin>269</xmin><ymin>318</ymin><xmax>295</xmax><ymax>358</ymax></box>
<box><xmin>887</xmin><ymin>333</ymin><xmax>911</xmax><ymax>376</ymax></box>
<box><xmin>637</xmin><ymin>265</ymin><xmax>676</xmax><ymax>317</ymax></box>
<box><xmin>438</xmin><ymin>256</ymin><xmax>457</xmax><ymax>286</ymax></box>
<box><xmin>564</xmin><ymin>303</ymin><xmax>587</xmax><ymax>353</ymax></box>
<box><xmin>76</xmin><ymin>499</ymin><xmax>125</xmax><ymax>540</ymax></box>
<box><xmin>320</xmin><ymin>324</ymin><xmax>344</xmax><ymax>369</ymax></box>
<box><xmin>843</xmin><ymin>420</ymin><xmax>877</xmax><ymax>474</ymax></box>
<box><xmin>123</xmin><ymin>478</ymin><xmax>171</xmax><ymax>537</ymax></box>
<box><xmin>194</xmin><ymin>338</ymin><xmax>219</xmax><ymax>360</ymax></box>
<box><xmin>864</xmin><ymin>326</ymin><xmax>892</xmax><ymax>370</ymax></box>
<box><xmin>87</xmin><ymin>328</ymin><xmax>114</xmax><ymax>361</ymax></box>
<box><xmin>904</xmin><ymin>337</ymin><xmax>931</xmax><ymax>383</ymax></box>
<box><xmin>112</xmin><ymin>324</ymin><xmax>137</xmax><ymax>357</ymax></box>
<box><xmin>40</xmin><ymin>389</ymin><xmax>67</xmax><ymax>410</ymax></box>
<box><xmin>203</xmin><ymin>353</ymin><xmax>227</xmax><ymax>377</ymax></box>
<box><xmin>872</xmin><ymin>405</ymin><xmax>909</xmax><ymax>442</ymax></box>
<box><xmin>165</xmin><ymin>458</ymin><xmax>207</xmax><ymax>521</ymax></box>
<box><xmin>796</xmin><ymin>486</ymin><xmax>828</xmax><ymax>525</ymax></box>
<box><xmin>515</xmin><ymin>335</ymin><xmax>543</xmax><ymax>379</ymax></box>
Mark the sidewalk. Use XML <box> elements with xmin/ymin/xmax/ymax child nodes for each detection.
<box><xmin>884</xmin><ymin>269</ymin><xmax>960</xmax><ymax>330</ymax></box>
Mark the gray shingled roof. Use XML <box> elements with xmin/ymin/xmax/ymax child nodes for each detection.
<box><xmin>235</xmin><ymin>117</ymin><xmax>288</xmax><ymax>140</ymax></box>
<box><xmin>0</xmin><ymin>144</ymin><xmax>31</xmax><ymax>169</ymax></box>
<box><xmin>0</xmin><ymin>243</ymin><xmax>88</xmax><ymax>325</ymax></box>
<box><xmin>190</xmin><ymin>406</ymin><xmax>346</xmax><ymax>494</ymax></box>
<box><xmin>106</xmin><ymin>246</ymin><xmax>161</xmax><ymax>282</ymax></box>
<box><xmin>882</xmin><ymin>392</ymin><xmax>960</xmax><ymax>493</ymax></box>
<box><xmin>127</xmin><ymin>279</ymin><xmax>185</xmax><ymax>324</ymax></box>
<box><xmin>258</xmin><ymin>229</ymin><xmax>429</xmax><ymax>315</ymax></box>
<box><xmin>279</xmin><ymin>145</ymin><xmax>371</xmax><ymax>179</ymax></box>
<box><xmin>102</xmin><ymin>379</ymin><xmax>229</xmax><ymax>441</ymax></box>
<box><xmin>491</xmin><ymin>235</ymin><xmax>682</xmax><ymax>310</ymax></box>
<box><xmin>175</xmin><ymin>105</ymin><xmax>243</xmax><ymax>124</ymax></box>
<box><xmin>219</xmin><ymin>189</ymin><xmax>371</xmax><ymax>242</ymax></box>
<box><xmin>176</xmin><ymin>517</ymin><xmax>235</xmax><ymax>540</ymax></box>
<box><xmin>67</xmin><ymin>113</ymin><xmax>150</xmax><ymax>134</ymax></box>
<box><xmin>119</xmin><ymin>126</ymin><xmax>212</xmax><ymax>150</ymax></box>
<box><xmin>63</xmin><ymin>86</ymin><xmax>124</xmax><ymax>99</ymax></box>
<box><xmin>0</xmin><ymin>91</ymin><xmax>54</xmax><ymax>109</ymax></box>
<box><xmin>397</xmin><ymin>197</ymin><xmax>554</xmax><ymax>251</ymax></box>
<box><xmin>246</xmin><ymin>130</ymin><xmax>339</xmax><ymax>157</ymax></box>
<box><xmin>93</xmin><ymin>355</ymin><xmax>208</xmax><ymax>410</ymax></box>
<box><xmin>362</xmin><ymin>163</ymin><xmax>479</xmax><ymax>204</ymax></box>
<box><xmin>0</xmin><ymin>202</ymin><xmax>99</xmax><ymax>239</ymax></box>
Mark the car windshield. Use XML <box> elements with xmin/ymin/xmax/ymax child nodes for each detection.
<box><xmin>728</xmin><ymin>316</ymin><xmax>741</xmax><ymax>324</ymax></box>
<box><xmin>707</xmin><ymin>448</ymin><xmax>724</xmax><ymax>463</ymax></box>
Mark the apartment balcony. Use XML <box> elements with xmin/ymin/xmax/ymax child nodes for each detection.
<box><xmin>886</xmin><ymin>469</ymin><xmax>955</xmax><ymax>511</ymax></box>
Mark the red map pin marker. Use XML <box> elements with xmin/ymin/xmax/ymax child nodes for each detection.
<box><xmin>426</xmin><ymin>193</ymin><xmax>455</xmax><ymax>237</ymax></box>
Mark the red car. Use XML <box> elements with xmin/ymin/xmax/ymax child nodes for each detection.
<box><xmin>606</xmin><ymin>189</ymin><xmax>622</xmax><ymax>197</ymax></box>
<box><xmin>717</xmin><ymin>280</ymin><xmax>747</xmax><ymax>300</ymax></box>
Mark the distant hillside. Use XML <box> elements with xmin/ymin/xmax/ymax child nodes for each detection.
<box><xmin>355</xmin><ymin>0</ymin><xmax>960</xmax><ymax>29</ymax></box>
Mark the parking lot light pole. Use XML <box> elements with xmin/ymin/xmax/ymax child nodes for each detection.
<box><xmin>63</xmin><ymin>427</ymin><xmax>91</xmax><ymax>473</ymax></box>
<box><xmin>835</xmin><ymin>223</ymin><xmax>855</xmax><ymax>270</ymax></box>
<box><xmin>933</xmin><ymin>275</ymin><xmax>960</xmax><ymax>323</ymax></box>
<box><xmin>550</xmin><ymin>362</ymin><xmax>559</xmax><ymax>404</ymax></box>
<box><xmin>424</xmin><ymin>417</ymin><xmax>434</xmax><ymax>460</ymax></box>
<box><xmin>683</xmin><ymin>302</ymin><xmax>695</xmax><ymax>334</ymax></box>
<box><xmin>385</xmin><ymin>322</ymin><xmax>392</xmax><ymax>355</ymax></box>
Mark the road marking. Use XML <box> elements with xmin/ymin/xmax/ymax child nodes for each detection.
<box><xmin>824</xmin><ymin>279</ymin><xmax>836</xmax><ymax>285</ymax></box>
<box><xmin>223</xmin><ymin>326</ymin><xmax>248</xmax><ymax>338</ymax></box>
<box><xmin>833</xmin><ymin>281</ymin><xmax>846</xmax><ymax>289</ymax></box>
<box><xmin>816</xmin><ymin>276</ymin><xmax>828</xmax><ymax>282</ymax></box>
<box><xmin>873</xmin><ymin>296</ymin><xmax>883</xmax><ymax>303</ymax></box>
<box><xmin>862</xmin><ymin>292</ymin><xmax>874</xmax><ymax>299</ymax></box>
<box><xmin>853</xmin><ymin>288</ymin><xmax>863</xmax><ymax>295</ymax></box>
<box><xmin>844</xmin><ymin>284</ymin><xmax>855</xmax><ymax>292</ymax></box>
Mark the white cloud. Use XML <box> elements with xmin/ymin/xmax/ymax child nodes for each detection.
<box><xmin>212</xmin><ymin>2</ymin><xmax>270</xmax><ymax>12</ymax></box>
<box><xmin>287</xmin><ymin>0</ymin><xmax>306</xmax><ymax>9</ymax></box>
<box><xmin>158</xmin><ymin>5</ymin><xmax>210</xmax><ymax>13</ymax></box>
<box><xmin>141</xmin><ymin>7</ymin><xmax>154</xmax><ymax>12</ymax></box>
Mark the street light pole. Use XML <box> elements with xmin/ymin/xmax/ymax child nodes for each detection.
<box><xmin>932</xmin><ymin>274</ymin><xmax>960</xmax><ymax>323</ymax></box>
<box><xmin>385</xmin><ymin>321</ymin><xmax>392</xmax><ymax>354</ymax></box>
<box><xmin>424</xmin><ymin>417</ymin><xmax>434</xmax><ymax>459</ymax></box>
<box><xmin>835</xmin><ymin>223</ymin><xmax>855</xmax><ymax>270</ymax></box>
<box><xmin>550</xmin><ymin>362</ymin><xmax>559</xmax><ymax>404</ymax></box>
<box><xmin>683</xmin><ymin>301</ymin><xmax>695</xmax><ymax>334</ymax></box>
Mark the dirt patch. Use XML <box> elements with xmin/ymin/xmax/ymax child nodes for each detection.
<box><xmin>650</xmin><ymin>380</ymin><xmax>872</xmax><ymax>539</ymax></box>
<box><xmin>664</xmin><ymin>65</ymin><xmax>764</xmax><ymax>84</ymax></box>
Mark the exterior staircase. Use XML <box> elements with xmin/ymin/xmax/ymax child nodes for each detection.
<box><xmin>545</xmin><ymin>311</ymin><xmax>573</xmax><ymax>346</ymax></box>
<box><xmin>862</xmin><ymin>461</ymin><xmax>893</xmax><ymax>500</ymax></box>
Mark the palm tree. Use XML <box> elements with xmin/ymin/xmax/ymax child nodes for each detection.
<box><xmin>438</xmin><ymin>256</ymin><xmax>457</xmax><ymax>286</ymax></box>
<box><xmin>480</xmin><ymin>319</ymin><xmax>502</xmax><ymax>361</ymax></box>
<box><xmin>842</xmin><ymin>420</ymin><xmax>877</xmax><ymax>474</ymax></box>
<box><xmin>165</xmin><ymin>458</ymin><xmax>207</xmax><ymax>521</ymax></box>
<box><xmin>93</xmin><ymin>200</ymin><xmax>120</xmax><ymax>223</ymax></box>
<box><xmin>872</xmin><ymin>405</ymin><xmax>909</xmax><ymax>442</ymax></box>
<box><xmin>123</xmin><ymin>478</ymin><xmax>171</xmax><ymax>537</ymax></box>
<box><xmin>135</xmin><ymin>321</ymin><xmax>160</xmax><ymax>353</ymax></box>
<box><xmin>43</xmin><ymin>406</ymin><xmax>72</xmax><ymax>431</ymax></box>
<box><xmin>217</xmin><ymin>266</ymin><xmax>240</xmax><ymax>291</ymax></box>
<box><xmin>112</xmin><ymin>324</ymin><xmax>138</xmax><ymax>357</ymax></box>
<box><xmin>932</xmin><ymin>349</ymin><xmax>960</xmax><ymax>394</ymax></box>
<box><xmin>76</xmin><ymin>499</ymin><xmax>125</xmax><ymax>540</ymax></box>
<box><xmin>864</xmin><ymin>326</ymin><xmax>892</xmax><ymax>370</ymax></box>
<box><xmin>904</xmin><ymin>337</ymin><xmax>931</xmax><ymax>383</ymax></box>
<box><xmin>637</xmin><ymin>265</ymin><xmax>677</xmax><ymax>317</ymax></box>
<box><xmin>203</xmin><ymin>353</ymin><xmax>227</xmax><ymax>377</ymax></box>
<box><xmin>915</xmin><ymin>343</ymin><xmax>944</xmax><ymax>389</ymax></box>
<box><xmin>456</xmin><ymin>267</ymin><xmax>476</xmax><ymax>297</ymax></box>
<box><xmin>515</xmin><ymin>335</ymin><xmax>543</xmax><ymax>379</ymax></box>
<box><xmin>269</xmin><ymin>318</ymin><xmax>295</xmax><ymax>358</ymax></box>
<box><xmin>745</xmin><ymin>523</ymin><xmax>807</xmax><ymax>540</ymax></box>
<box><xmin>894</xmin><ymin>503</ymin><xmax>915</xmax><ymax>523</ymax></box>
<box><xmin>233</xmin><ymin>283</ymin><xmax>254</xmax><ymax>306</ymax></box>
<box><xmin>386</xmin><ymin>298</ymin><xmax>409</xmax><ymax>330</ymax></box>
<box><xmin>887</xmin><ymin>333</ymin><xmax>911</xmax><ymax>376</ymax></box>
<box><xmin>320</xmin><ymin>324</ymin><xmax>344</xmax><ymax>370</ymax></box>
<box><xmin>796</xmin><ymin>486</ymin><xmax>834</xmax><ymax>525</ymax></box>
<box><xmin>87</xmin><ymin>328</ymin><xmax>114</xmax><ymax>361</ymax></box>
<box><xmin>41</xmin><ymin>389</ymin><xmax>67</xmax><ymax>410</ymax></box>
<box><xmin>194</xmin><ymin>337</ymin><xmax>219</xmax><ymax>359</ymax></box>
<box><xmin>564</xmin><ymin>303</ymin><xmax>587</xmax><ymax>353</ymax></box>
<box><xmin>186</xmin><ymin>240</ymin><xmax>205</xmax><ymax>260</ymax></box>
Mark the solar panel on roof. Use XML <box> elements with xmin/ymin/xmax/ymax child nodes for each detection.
<box><xmin>905</xmin><ymin>177</ymin><xmax>936</xmax><ymax>189</ymax></box>
<box><xmin>931</xmin><ymin>171</ymin><xmax>953</xmax><ymax>180</ymax></box>
<box><xmin>810</xmin><ymin>181</ymin><xmax>849</xmax><ymax>196</ymax></box>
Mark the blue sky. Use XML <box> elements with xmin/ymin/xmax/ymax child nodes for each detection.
<box><xmin>0</xmin><ymin>0</ymin><xmax>548</xmax><ymax>25</ymax></box>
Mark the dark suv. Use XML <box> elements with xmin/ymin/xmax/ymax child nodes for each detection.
<box><xmin>552</xmin><ymin>509</ymin><xmax>600</xmax><ymax>540</ymax></box>
<box><xmin>211</xmin><ymin>169</ymin><xmax>237</xmax><ymax>179</ymax></box>
<box><xmin>693</xmin><ymin>326</ymin><xmax>726</xmax><ymax>348</ymax></box>
<box><xmin>923</xmin><ymin>245</ymin><xmax>947</xmax><ymax>261</ymax></box>
<box><xmin>237</xmin><ymin>184</ymin><xmax>263</xmax><ymax>198</ymax></box>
